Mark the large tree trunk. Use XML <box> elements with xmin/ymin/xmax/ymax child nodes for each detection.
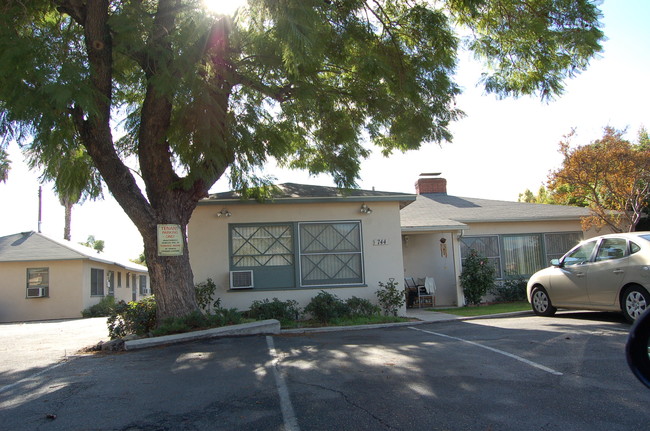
<box><xmin>141</xmin><ymin>221</ymin><xmax>198</xmax><ymax>324</ymax></box>
<box><xmin>70</xmin><ymin>0</ymin><xmax>203</xmax><ymax>323</ymax></box>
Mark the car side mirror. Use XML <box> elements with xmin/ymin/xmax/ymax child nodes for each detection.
<box><xmin>626</xmin><ymin>309</ymin><xmax>650</xmax><ymax>389</ymax></box>
<box><xmin>550</xmin><ymin>258</ymin><xmax>562</xmax><ymax>267</ymax></box>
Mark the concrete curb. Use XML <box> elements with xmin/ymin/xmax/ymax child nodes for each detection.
<box><xmin>124</xmin><ymin>319</ymin><xmax>281</xmax><ymax>351</ymax></box>
<box><xmin>122</xmin><ymin>311</ymin><xmax>533</xmax><ymax>350</ymax></box>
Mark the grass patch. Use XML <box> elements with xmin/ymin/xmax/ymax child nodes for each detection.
<box><xmin>431</xmin><ymin>302</ymin><xmax>531</xmax><ymax>317</ymax></box>
<box><xmin>281</xmin><ymin>315</ymin><xmax>409</xmax><ymax>329</ymax></box>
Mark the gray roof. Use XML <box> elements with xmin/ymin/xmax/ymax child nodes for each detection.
<box><xmin>201</xmin><ymin>182</ymin><xmax>416</xmax><ymax>205</ymax></box>
<box><xmin>401</xmin><ymin>193</ymin><xmax>591</xmax><ymax>231</ymax></box>
<box><xmin>0</xmin><ymin>231</ymin><xmax>148</xmax><ymax>272</ymax></box>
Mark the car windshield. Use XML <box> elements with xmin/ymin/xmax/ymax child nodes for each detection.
<box><xmin>638</xmin><ymin>234</ymin><xmax>650</xmax><ymax>243</ymax></box>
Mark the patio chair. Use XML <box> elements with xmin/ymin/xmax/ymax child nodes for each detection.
<box><xmin>416</xmin><ymin>282</ymin><xmax>434</xmax><ymax>308</ymax></box>
<box><xmin>404</xmin><ymin>277</ymin><xmax>422</xmax><ymax>308</ymax></box>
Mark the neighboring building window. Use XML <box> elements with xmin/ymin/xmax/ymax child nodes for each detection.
<box><xmin>545</xmin><ymin>232</ymin><xmax>583</xmax><ymax>262</ymax></box>
<box><xmin>139</xmin><ymin>275</ymin><xmax>147</xmax><ymax>295</ymax></box>
<box><xmin>461</xmin><ymin>232</ymin><xmax>582</xmax><ymax>278</ymax></box>
<box><xmin>502</xmin><ymin>234</ymin><xmax>545</xmax><ymax>277</ymax></box>
<box><xmin>107</xmin><ymin>271</ymin><xmax>115</xmax><ymax>296</ymax></box>
<box><xmin>91</xmin><ymin>268</ymin><xmax>105</xmax><ymax>296</ymax></box>
<box><xmin>117</xmin><ymin>272</ymin><xmax>122</xmax><ymax>288</ymax></box>
<box><xmin>126</xmin><ymin>273</ymin><xmax>130</xmax><ymax>288</ymax></box>
<box><xmin>229</xmin><ymin>221</ymin><xmax>364</xmax><ymax>289</ymax></box>
<box><xmin>26</xmin><ymin>267</ymin><xmax>49</xmax><ymax>298</ymax></box>
<box><xmin>299</xmin><ymin>222</ymin><xmax>363</xmax><ymax>286</ymax></box>
<box><xmin>460</xmin><ymin>236</ymin><xmax>501</xmax><ymax>276</ymax></box>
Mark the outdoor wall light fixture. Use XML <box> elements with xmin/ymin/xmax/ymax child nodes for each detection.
<box><xmin>217</xmin><ymin>208</ymin><xmax>232</xmax><ymax>217</ymax></box>
<box><xmin>360</xmin><ymin>204</ymin><xmax>372</xmax><ymax>214</ymax></box>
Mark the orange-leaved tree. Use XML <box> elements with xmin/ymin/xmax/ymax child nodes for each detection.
<box><xmin>548</xmin><ymin>127</ymin><xmax>650</xmax><ymax>232</ymax></box>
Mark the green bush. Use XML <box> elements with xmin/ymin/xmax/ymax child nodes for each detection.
<box><xmin>151</xmin><ymin>308</ymin><xmax>243</xmax><ymax>337</ymax></box>
<box><xmin>107</xmin><ymin>296</ymin><xmax>157</xmax><ymax>340</ymax></box>
<box><xmin>345</xmin><ymin>296</ymin><xmax>380</xmax><ymax>317</ymax></box>
<box><xmin>304</xmin><ymin>291</ymin><xmax>349</xmax><ymax>323</ymax></box>
<box><xmin>82</xmin><ymin>295</ymin><xmax>116</xmax><ymax>318</ymax></box>
<box><xmin>489</xmin><ymin>277</ymin><xmax>528</xmax><ymax>302</ymax></box>
<box><xmin>376</xmin><ymin>278</ymin><xmax>405</xmax><ymax>316</ymax></box>
<box><xmin>249</xmin><ymin>298</ymin><xmax>301</xmax><ymax>324</ymax></box>
<box><xmin>195</xmin><ymin>278</ymin><xmax>221</xmax><ymax>313</ymax></box>
<box><xmin>460</xmin><ymin>250</ymin><xmax>496</xmax><ymax>305</ymax></box>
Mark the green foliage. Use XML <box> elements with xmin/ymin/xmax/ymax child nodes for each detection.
<box><xmin>81</xmin><ymin>295</ymin><xmax>116</xmax><ymax>318</ymax></box>
<box><xmin>0</xmin><ymin>1</ymin><xmax>605</xmax><ymax>321</ymax></box>
<box><xmin>304</xmin><ymin>291</ymin><xmax>350</xmax><ymax>324</ymax></box>
<box><xmin>460</xmin><ymin>250</ymin><xmax>496</xmax><ymax>305</ymax></box>
<box><xmin>151</xmin><ymin>308</ymin><xmax>243</xmax><ymax>337</ymax></box>
<box><xmin>376</xmin><ymin>279</ymin><xmax>405</xmax><ymax>316</ymax></box>
<box><xmin>195</xmin><ymin>278</ymin><xmax>221</xmax><ymax>313</ymax></box>
<box><xmin>489</xmin><ymin>278</ymin><xmax>528</xmax><ymax>302</ymax></box>
<box><xmin>80</xmin><ymin>235</ymin><xmax>105</xmax><ymax>253</ymax></box>
<box><xmin>107</xmin><ymin>296</ymin><xmax>158</xmax><ymax>340</ymax></box>
<box><xmin>345</xmin><ymin>296</ymin><xmax>381</xmax><ymax>318</ymax></box>
<box><xmin>248</xmin><ymin>298</ymin><xmax>301</xmax><ymax>324</ymax></box>
<box><xmin>0</xmin><ymin>147</ymin><xmax>10</xmax><ymax>183</ymax></box>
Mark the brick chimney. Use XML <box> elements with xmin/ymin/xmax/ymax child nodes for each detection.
<box><xmin>415</xmin><ymin>173</ymin><xmax>447</xmax><ymax>194</ymax></box>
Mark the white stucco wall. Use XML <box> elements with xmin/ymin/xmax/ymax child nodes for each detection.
<box><xmin>401</xmin><ymin>219</ymin><xmax>596</xmax><ymax>307</ymax></box>
<box><xmin>0</xmin><ymin>260</ymin><xmax>84</xmax><ymax>322</ymax></box>
<box><xmin>188</xmin><ymin>200</ymin><xmax>406</xmax><ymax>313</ymax></box>
<box><xmin>81</xmin><ymin>261</ymin><xmax>149</xmax><ymax>310</ymax></box>
<box><xmin>402</xmin><ymin>231</ymin><xmax>462</xmax><ymax>306</ymax></box>
<box><xmin>0</xmin><ymin>260</ymin><xmax>149</xmax><ymax>323</ymax></box>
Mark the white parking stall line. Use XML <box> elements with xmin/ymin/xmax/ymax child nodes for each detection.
<box><xmin>266</xmin><ymin>336</ymin><xmax>300</xmax><ymax>431</ymax></box>
<box><xmin>408</xmin><ymin>327</ymin><xmax>563</xmax><ymax>376</ymax></box>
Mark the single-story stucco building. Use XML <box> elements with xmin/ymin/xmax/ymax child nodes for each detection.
<box><xmin>401</xmin><ymin>174</ymin><xmax>606</xmax><ymax>306</ymax></box>
<box><xmin>188</xmin><ymin>175</ymin><xmax>609</xmax><ymax>312</ymax></box>
<box><xmin>0</xmin><ymin>231</ymin><xmax>149</xmax><ymax>323</ymax></box>
<box><xmin>188</xmin><ymin>183</ymin><xmax>415</xmax><ymax>312</ymax></box>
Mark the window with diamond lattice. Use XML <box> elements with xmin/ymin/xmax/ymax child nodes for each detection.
<box><xmin>299</xmin><ymin>222</ymin><xmax>363</xmax><ymax>286</ymax></box>
<box><xmin>460</xmin><ymin>236</ymin><xmax>501</xmax><ymax>277</ymax></box>
<box><xmin>231</xmin><ymin>224</ymin><xmax>294</xmax><ymax>268</ymax></box>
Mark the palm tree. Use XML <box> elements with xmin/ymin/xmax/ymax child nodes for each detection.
<box><xmin>26</xmin><ymin>142</ymin><xmax>103</xmax><ymax>241</ymax></box>
<box><xmin>0</xmin><ymin>148</ymin><xmax>9</xmax><ymax>183</ymax></box>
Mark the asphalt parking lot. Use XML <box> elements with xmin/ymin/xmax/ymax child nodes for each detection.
<box><xmin>1</xmin><ymin>312</ymin><xmax>649</xmax><ymax>430</ymax></box>
<box><xmin>0</xmin><ymin>317</ymin><xmax>109</xmax><ymax>391</ymax></box>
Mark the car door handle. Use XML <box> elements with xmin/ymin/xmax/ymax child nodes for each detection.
<box><xmin>576</xmin><ymin>272</ymin><xmax>585</xmax><ymax>277</ymax></box>
<box><xmin>613</xmin><ymin>269</ymin><xmax>624</xmax><ymax>274</ymax></box>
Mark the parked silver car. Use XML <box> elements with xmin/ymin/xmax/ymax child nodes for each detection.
<box><xmin>527</xmin><ymin>232</ymin><xmax>650</xmax><ymax>322</ymax></box>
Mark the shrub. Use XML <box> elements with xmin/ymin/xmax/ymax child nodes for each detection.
<box><xmin>304</xmin><ymin>291</ymin><xmax>349</xmax><ymax>323</ymax></box>
<box><xmin>249</xmin><ymin>298</ymin><xmax>301</xmax><ymax>324</ymax></box>
<box><xmin>489</xmin><ymin>277</ymin><xmax>528</xmax><ymax>302</ymax></box>
<box><xmin>82</xmin><ymin>295</ymin><xmax>116</xmax><ymax>318</ymax></box>
<box><xmin>195</xmin><ymin>278</ymin><xmax>221</xmax><ymax>313</ymax></box>
<box><xmin>107</xmin><ymin>296</ymin><xmax>157</xmax><ymax>340</ymax></box>
<box><xmin>460</xmin><ymin>250</ymin><xmax>496</xmax><ymax>305</ymax></box>
<box><xmin>151</xmin><ymin>308</ymin><xmax>243</xmax><ymax>337</ymax></box>
<box><xmin>376</xmin><ymin>278</ymin><xmax>405</xmax><ymax>316</ymax></box>
<box><xmin>345</xmin><ymin>296</ymin><xmax>380</xmax><ymax>317</ymax></box>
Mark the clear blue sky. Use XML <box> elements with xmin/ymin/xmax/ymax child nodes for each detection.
<box><xmin>1</xmin><ymin>0</ymin><xmax>648</xmax><ymax>258</ymax></box>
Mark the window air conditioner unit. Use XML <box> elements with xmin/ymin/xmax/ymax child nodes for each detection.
<box><xmin>230</xmin><ymin>270</ymin><xmax>254</xmax><ymax>289</ymax></box>
<box><xmin>27</xmin><ymin>287</ymin><xmax>46</xmax><ymax>298</ymax></box>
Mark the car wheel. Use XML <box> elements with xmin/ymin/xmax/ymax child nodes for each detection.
<box><xmin>531</xmin><ymin>286</ymin><xmax>557</xmax><ymax>317</ymax></box>
<box><xmin>622</xmin><ymin>286</ymin><xmax>650</xmax><ymax>323</ymax></box>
